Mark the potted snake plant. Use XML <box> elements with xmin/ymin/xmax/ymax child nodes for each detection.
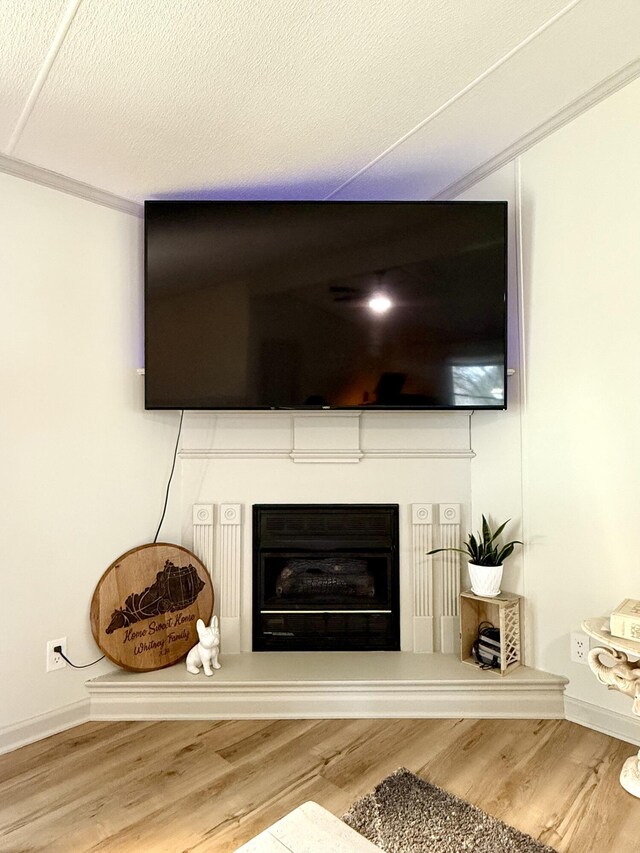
<box><xmin>428</xmin><ymin>515</ymin><xmax>522</xmax><ymax>597</ymax></box>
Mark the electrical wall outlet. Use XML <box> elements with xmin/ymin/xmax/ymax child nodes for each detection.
<box><xmin>570</xmin><ymin>631</ymin><xmax>590</xmax><ymax>664</ymax></box>
<box><xmin>46</xmin><ymin>637</ymin><xmax>67</xmax><ymax>672</ymax></box>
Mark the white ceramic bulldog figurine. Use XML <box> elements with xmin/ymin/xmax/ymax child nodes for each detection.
<box><xmin>186</xmin><ymin>615</ymin><xmax>221</xmax><ymax>676</ymax></box>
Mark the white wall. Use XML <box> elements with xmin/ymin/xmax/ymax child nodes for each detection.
<box><xmin>457</xmin><ymin>77</ymin><xmax>640</xmax><ymax>722</ymax></box>
<box><xmin>457</xmin><ymin>164</ymin><xmax>526</xmax><ymax>609</ymax></box>
<box><xmin>0</xmin><ymin>173</ymin><xmax>180</xmax><ymax>732</ymax></box>
<box><xmin>518</xmin><ymin>77</ymin><xmax>640</xmax><ymax>717</ymax></box>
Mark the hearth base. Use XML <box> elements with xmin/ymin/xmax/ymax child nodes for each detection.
<box><xmin>86</xmin><ymin>652</ymin><xmax>567</xmax><ymax>720</ymax></box>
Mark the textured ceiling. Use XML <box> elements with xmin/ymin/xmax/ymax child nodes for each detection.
<box><xmin>1</xmin><ymin>0</ymin><xmax>639</xmax><ymax>204</ymax></box>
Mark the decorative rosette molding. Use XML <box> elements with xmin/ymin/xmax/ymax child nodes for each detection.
<box><xmin>192</xmin><ymin>504</ymin><xmax>214</xmax><ymax>580</ymax></box>
<box><xmin>412</xmin><ymin>504</ymin><xmax>434</xmax><ymax>652</ymax></box>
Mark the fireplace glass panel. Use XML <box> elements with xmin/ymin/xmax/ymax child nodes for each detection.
<box><xmin>253</xmin><ymin>504</ymin><xmax>400</xmax><ymax>651</ymax></box>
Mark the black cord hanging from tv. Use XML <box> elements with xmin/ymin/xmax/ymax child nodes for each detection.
<box><xmin>153</xmin><ymin>409</ymin><xmax>184</xmax><ymax>543</ymax></box>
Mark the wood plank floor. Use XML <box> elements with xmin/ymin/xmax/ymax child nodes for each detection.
<box><xmin>1</xmin><ymin>718</ymin><xmax>639</xmax><ymax>852</ymax></box>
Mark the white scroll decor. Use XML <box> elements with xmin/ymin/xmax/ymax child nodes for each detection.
<box><xmin>218</xmin><ymin>503</ymin><xmax>243</xmax><ymax>653</ymax></box>
<box><xmin>439</xmin><ymin>504</ymin><xmax>461</xmax><ymax>654</ymax></box>
<box><xmin>588</xmin><ymin>644</ymin><xmax>640</xmax><ymax>796</ymax></box>
<box><xmin>412</xmin><ymin>504</ymin><xmax>434</xmax><ymax>652</ymax></box>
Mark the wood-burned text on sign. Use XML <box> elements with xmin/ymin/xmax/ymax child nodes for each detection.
<box><xmin>90</xmin><ymin>543</ymin><xmax>214</xmax><ymax>671</ymax></box>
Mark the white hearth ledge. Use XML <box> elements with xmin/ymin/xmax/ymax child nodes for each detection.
<box><xmin>87</xmin><ymin>653</ymin><xmax>567</xmax><ymax>721</ymax></box>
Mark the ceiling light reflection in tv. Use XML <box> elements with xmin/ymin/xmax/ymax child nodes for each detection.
<box><xmin>144</xmin><ymin>201</ymin><xmax>507</xmax><ymax>410</ymax></box>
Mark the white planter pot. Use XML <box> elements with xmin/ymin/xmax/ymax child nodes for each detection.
<box><xmin>468</xmin><ymin>563</ymin><xmax>503</xmax><ymax>597</ymax></box>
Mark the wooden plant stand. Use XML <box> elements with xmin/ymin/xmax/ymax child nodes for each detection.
<box><xmin>460</xmin><ymin>591</ymin><xmax>522</xmax><ymax>676</ymax></box>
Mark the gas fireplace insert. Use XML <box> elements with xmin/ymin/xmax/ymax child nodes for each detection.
<box><xmin>253</xmin><ymin>504</ymin><xmax>400</xmax><ymax>651</ymax></box>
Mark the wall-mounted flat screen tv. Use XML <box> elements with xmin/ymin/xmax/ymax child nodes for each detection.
<box><xmin>144</xmin><ymin>201</ymin><xmax>507</xmax><ymax>410</ymax></box>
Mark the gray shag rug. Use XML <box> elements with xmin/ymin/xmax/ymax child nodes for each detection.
<box><xmin>343</xmin><ymin>769</ymin><xmax>556</xmax><ymax>852</ymax></box>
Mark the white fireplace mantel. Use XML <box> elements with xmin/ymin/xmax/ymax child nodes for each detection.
<box><xmin>178</xmin><ymin>410</ymin><xmax>475</xmax><ymax>463</ymax></box>
<box><xmin>190</xmin><ymin>499</ymin><xmax>462</xmax><ymax>657</ymax></box>
<box><xmin>178</xmin><ymin>409</ymin><xmax>477</xmax><ymax>656</ymax></box>
<box><xmin>81</xmin><ymin>409</ymin><xmax>568</xmax><ymax>730</ymax></box>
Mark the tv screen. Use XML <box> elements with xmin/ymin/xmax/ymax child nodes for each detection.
<box><xmin>144</xmin><ymin>201</ymin><xmax>507</xmax><ymax>410</ymax></box>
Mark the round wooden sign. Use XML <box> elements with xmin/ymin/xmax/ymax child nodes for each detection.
<box><xmin>90</xmin><ymin>543</ymin><xmax>214</xmax><ymax>672</ymax></box>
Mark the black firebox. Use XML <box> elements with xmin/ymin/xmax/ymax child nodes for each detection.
<box><xmin>253</xmin><ymin>504</ymin><xmax>400</xmax><ymax>651</ymax></box>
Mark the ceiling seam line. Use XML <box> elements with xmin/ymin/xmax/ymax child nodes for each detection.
<box><xmin>323</xmin><ymin>0</ymin><xmax>586</xmax><ymax>200</ymax></box>
<box><xmin>4</xmin><ymin>0</ymin><xmax>84</xmax><ymax>156</ymax></box>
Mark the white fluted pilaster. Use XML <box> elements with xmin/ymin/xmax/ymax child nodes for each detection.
<box><xmin>412</xmin><ymin>504</ymin><xmax>434</xmax><ymax>652</ymax></box>
<box><xmin>439</xmin><ymin>504</ymin><xmax>461</xmax><ymax>654</ymax></box>
<box><xmin>218</xmin><ymin>504</ymin><xmax>242</xmax><ymax>653</ymax></box>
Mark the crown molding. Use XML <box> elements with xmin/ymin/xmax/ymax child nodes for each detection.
<box><xmin>434</xmin><ymin>56</ymin><xmax>640</xmax><ymax>200</ymax></box>
<box><xmin>0</xmin><ymin>153</ymin><xmax>141</xmax><ymax>217</ymax></box>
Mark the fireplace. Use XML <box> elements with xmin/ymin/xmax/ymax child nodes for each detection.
<box><xmin>253</xmin><ymin>504</ymin><xmax>400</xmax><ymax>651</ymax></box>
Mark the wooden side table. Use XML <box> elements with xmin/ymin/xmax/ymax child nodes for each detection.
<box><xmin>582</xmin><ymin>617</ymin><xmax>640</xmax><ymax>797</ymax></box>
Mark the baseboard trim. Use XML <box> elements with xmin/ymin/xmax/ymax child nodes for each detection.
<box><xmin>7</xmin><ymin>677</ymin><xmax>640</xmax><ymax>755</ymax></box>
<box><xmin>0</xmin><ymin>698</ymin><xmax>91</xmax><ymax>756</ymax></box>
<box><xmin>564</xmin><ymin>695</ymin><xmax>640</xmax><ymax>747</ymax></box>
<box><xmin>22</xmin><ymin>678</ymin><xmax>640</xmax><ymax>754</ymax></box>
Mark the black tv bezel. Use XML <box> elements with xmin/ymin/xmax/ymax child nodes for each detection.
<box><xmin>143</xmin><ymin>199</ymin><xmax>508</xmax><ymax>412</ymax></box>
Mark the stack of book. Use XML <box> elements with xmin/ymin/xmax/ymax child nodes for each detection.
<box><xmin>610</xmin><ymin>598</ymin><xmax>640</xmax><ymax>642</ymax></box>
